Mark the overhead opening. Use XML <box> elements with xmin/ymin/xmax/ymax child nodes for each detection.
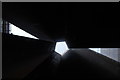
<box><xmin>9</xmin><ymin>23</ymin><xmax>39</xmax><ymax>39</ymax></box>
<box><xmin>89</xmin><ymin>48</ymin><xmax>119</xmax><ymax>62</ymax></box>
<box><xmin>55</xmin><ymin>41</ymin><xmax>69</xmax><ymax>56</ymax></box>
<box><xmin>89</xmin><ymin>48</ymin><xmax>101</xmax><ymax>53</ymax></box>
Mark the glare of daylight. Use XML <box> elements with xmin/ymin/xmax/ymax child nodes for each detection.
<box><xmin>55</xmin><ymin>41</ymin><xmax>69</xmax><ymax>55</ymax></box>
<box><xmin>9</xmin><ymin>23</ymin><xmax>39</xmax><ymax>39</ymax></box>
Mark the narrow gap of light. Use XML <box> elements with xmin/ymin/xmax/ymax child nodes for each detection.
<box><xmin>89</xmin><ymin>48</ymin><xmax>101</xmax><ymax>53</ymax></box>
<box><xmin>9</xmin><ymin>23</ymin><xmax>39</xmax><ymax>39</ymax></box>
<box><xmin>89</xmin><ymin>48</ymin><xmax>119</xmax><ymax>62</ymax></box>
<box><xmin>55</xmin><ymin>41</ymin><xmax>69</xmax><ymax>56</ymax></box>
